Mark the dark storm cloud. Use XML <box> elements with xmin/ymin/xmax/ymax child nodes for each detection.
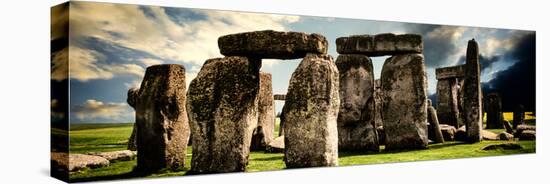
<box><xmin>404</xmin><ymin>24</ymin><xmax>462</xmax><ymax>68</ymax></box>
<box><xmin>456</xmin><ymin>54</ymin><xmax>502</xmax><ymax>74</ymax></box>
<box><xmin>482</xmin><ymin>33</ymin><xmax>536</xmax><ymax>111</ymax></box>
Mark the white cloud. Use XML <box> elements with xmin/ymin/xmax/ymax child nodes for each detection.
<box><xmin>72</xmin><ymin>99</ymin><xmax>132</xmax><ymax>121</ymax></box>
<box><xmin>51</xmin><ymin>47</ymin><xmax>68</xmax><ymax>81</ymax></box>
<box><xmin>69</xmin><ymin>46</ymin><xmax>145</xmax><ymax>82</ymax></box>
<box><xmin>138</xmin><ymin>58</ymin><xmax>163</xmax><ymax>66</ymax></box>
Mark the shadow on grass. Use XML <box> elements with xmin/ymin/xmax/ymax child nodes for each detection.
<box><xmin>339</xmin><ymin>142</ymin><xmax>468</xmax><ymax>158</ymax></box>
<box><xmin>70</xmin><ymin>167</ymin><xmax>189</xmax><ymax>183</ymax></box>
<box><xmin>251</xmin><ymin>155</ymin><xmax>284</xmax><ymax>161</ymax></box>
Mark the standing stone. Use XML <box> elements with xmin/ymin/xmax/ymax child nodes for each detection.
<box><xmin>427</xmin><ymin>100</ymin><xmax>444</xmax><ymax>143</ymax></box>
<box><xmin>381</xmin><ymin>54</ymin><xmax>429</xmax><ymax>150</ymax></box>
<box><xmin>251</xmin><ymin>72</ymin><xmax>275</xmax><ymax>151</ymax></box>
<box><xmin>513</xmin><ymin>105</ymin><xmax>525</xmax><ymax>129</ymax></box>
<box><xmin>485</xmin><ymin>93</ymin><xmax>503</xmax><ymax>129</ymax></box>
<box><xmin>134</xmin><ymin>64</ymin><xmax>190</xmax><ymax>173</ymax></box>
<box><xmin>187</xmin><ymin>56</ymin><xmax>260</xmax><ymax>173</ymax></box>
<box><xmin>463</xmin><ymin>39</ymin><xmax>483</xmax><ymax>143</ymax></box>
<box><xmin>126</xmin><ymin>88</ymin><xmax>139</xmax><ymax>151</ymax></box>
<box><xmin>284</xmin><ymin>53</ymin><xmax>339</xmax><ymax>168</ymax></box>
<box><xmin>436</xmin><ymin>78</ymin><xmax>461</xmax><ymax>128</ymax></box>
<box><xmin>335</xmin><ymin>54</ymin><xmax>378</xmax><ymax>151</ymax></box>
<box><xmin>374</xmin><ymin>79</ymin><xmax>383</xmax><ymax>128</ymax></box>
<box><xmin>279</xmin><ymin>102</ymin><xmax>289</xmax><ymax>136</ymax></box>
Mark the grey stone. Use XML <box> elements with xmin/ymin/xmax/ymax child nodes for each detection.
<box><xmin>381</xmin><ymin>54</ymin><xmax>429</xmax><ymax>150</ymax></box>
<box><xmin>218</xmin><ymin>30</ymin><xmax>328</xmax><ymax>59</ymax></box>
<box><xmin>266</xmin><ymin>136</ymin><xmax>285</xmax><ymax>153</ymax></box>
<box><xmin>88</xmin><ymin>150</ymin><xmax>137</xmax><ymax>162</ymax></box>
<box><xmin>374</xmin><ymin>79</ymin><xmax>383</xmax><ymax>128</ymax></box>
<box><xmin>273</xmin><ymin>94</ymin><xmax>286</xmax><ymax>101</ymax></box>
<box><xmin>68</xmin><ymin>153</ymin><xmax>110</xmax><ymax>172</ymax></box>
<box><xmin>485</xmin><ymin>93</ymin><xmax>503</xmax><ymax>129</ymax></box>
<box><xmin>427</xmin><ymin>105</ymin><xmax>445</xmax><ymax>143</ymax></box>
<box><xmin>336</xmin><ymin>33</ymin><xmax>423</xmax><ymax>56</ymax></box>
<box><xmin>335</xmin><ymin>54</ymin><xmax>378</xmax><ymax>151</ymax></box>
<box><xmin>463</xmin><ymin>39</ymin><xmax>483</xmax><ymax>143</ymax></box>
<box><xmin>51</xmin><ymin>152</ymin><xmax>69</xmax><ymax>173</ymax></box>
<box><xmin>518</xmin><ymin>130</ymin><xmax>536</xmax><ymax>140</ymax></box>
<box><xmin>126</xmin><ymin>88</ymin><xmax>139</xmax><ymax>151</ymax></box>
<box><xmin>435</xmin><ymin>65</ymin><xmax>465</xmax><ymax>80</ymax></box>
<box><xmin>498</xmin><ymin>132</ymin><xmax>514</xmax><ymax>141</ymax></box>
<box><xmin>376</xmin><ymin>126</ymin><xmax>385</xmax><ymax>145</ymax></box>
<box><xmin>516</xmin><ymin>124</ymin><xmax>536</xmax><ymax>136</ymax></box>
<box><xmin>134</xmin><ymin>64</ymin><xmax>191</xmax><ymax>173</ymax></box>
<box><xmin>283</xmin><ymin>53</ymin><xmax>339</xmax><ymax>168</ymax></box>
<box><xmin>482</xmin><ymin>130</ymin><xmax>499</xmax><ymax>140</ymax></box>
<box><xmin>439</xmin><ymin>124</ymin><xmax>457</xmax><ymax>141</ymax></box>
<box><xmin>187</xmin><ymin>56</ymin><xmax>260</xmax><ymax>173</ymax></box>
<box><xmin>455</xmin><ymin>126</ymin><xmax>467</xmax><ymax>142</ymax></box>
<box><xmin>513</xmin><ymin>105</ymin><xmax>525</xmax><ymax>129</ymax></box>
<box><xmin>436</xmin><ymin>78</ymin><xmax>461</xmax><ymax>128</ymax></box>
<box><xmin>251</xmin><ymin>72</ymin><xmax>275</xmax><ymax>151</ymax></box>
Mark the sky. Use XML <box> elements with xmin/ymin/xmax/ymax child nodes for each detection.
<box><xmin>51</xmin><ymin>1</ymin><xmax>535</xmax><ymax>124</ymax></box>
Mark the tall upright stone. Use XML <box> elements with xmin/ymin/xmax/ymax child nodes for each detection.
<box><xmin>251</xmin><ymin>72</ymin><xmax>275</xmax><ymax>150</ymax></box>
<box><xmin>427</xmin><ymin>99</ymin><xmax>445</xmax><ymax>143</ymax></box>
<box><xmin>381</xmin><ymin>54</ymin><xmax>429</xmax><ymax>150</ymax></box>
<box><xmin>436</xmin><ymin>78</ymin><xmax>461</xmax><ymax>128</ymax></box>
<box><xmin>335</xmin><ymin>54</ymin><xmax>378</xmax><ymax>151</ymax></box>
<box><xmin>284</xmin><ymin>53</ymin><xmax>339</xmax><ymax>168</ymax></box>
<box><xmin>133</xmin><ymin>64</ymin><xmax>190</xmax><ymax>173</ymax></box>
<box><xmin>187</xmin><ymin>56</ymin><xmax>260</xmax><ymax>173</ymax></box>
<box><xmin>485</xmin><ymin>93</ymin><xmax>503</xmax><ymax>129</ymax></box>
<box><xmin>513</xmin><ymin>105</ymin><xmax>525</xmax><ymax>129</ymax></box>
<box><xmin>126</xmin><ymin>88</ymin><xmax>139</xmax><ymax>151</ymax></box>
<box><xmin>463</xmin><ymin>39</ymin><xmax>483</xmax><ymax>143</ymax></box>
<box><xmin>374</xmin><ymin>79</ymin><xmax>383</xmax><ymax>128</ymax></box>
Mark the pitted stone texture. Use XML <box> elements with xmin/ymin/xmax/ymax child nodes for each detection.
<box><xmin>374</xmin><ymin>79</ymin><xmax>383</xmax><ymax>128</ymax></box>
<box><xmin>436</xmin><ymin>78</ymin><xmax>461</xmax><ymax>128</ymax></box>
<box><xmin>251</xmin><ymin>72</ymin><xmax>275</xmax><ymax>151</ymax></box>
<box><xmin>88</xmin><ymin>150</ymin><xmax>137</xmax><ymax>162</ymax></box>
<box><xmin>336</xmin><ymin>33</ymin><xmax>423</xmax><ymax>56</ymax></box>
<box><xmin>335</xmin><ymin>54</ymin><xmax>378</xmax><ymax>151</ymax></box>
<box><xmin>513</xmin><ymin>105</ymin><xmax>525</xmax><ymax>129</ymax></box>
<box><xmin>485</xmin><ymin>93</ymin><xmax>503</xmax><ymax>129</ymax></box>
<box><xmin>427</xmin><ymin>105</ymin><xmax>445</xmax><ymax>143</ymax></box>
<box><xmin>381</xmin><ymin>54</ymin><xmax>429</xmax><ymax>150</ymax></box>
<box><xmin>187</xmin><ymin>56</ymin><xmax>260</xmax><ymax>174</ymax></box>
<box><xmin>134</xmin><ymin>64</ymin><xmax>191</xmax><ymax>173</ymax></box>
<box><xmin>463</xmin><ymin>39</ymin><xmax>483</xmax><ymax>143</ymax></box>
<box><xmin>218</xmin><ymin>30</ymin><xmax>328</xmax><ymax>59</ymax></box>
<box><xmin>435</xmin><ymin>65</ymin><xmax>465</xmax><ymax>80</ymax></box>
<box><xmin>68</xmin><ymin>153</ymin><xmax>110</xmax><ymax>171</ymax></box>
<box><xmin>283</xmin><ymin>53</ymin><xmax>339</xmax><ymax>168</ymax></box>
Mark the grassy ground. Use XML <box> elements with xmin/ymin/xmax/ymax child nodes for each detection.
<box><xmin>68</xmin><ymin>114</ymin><xmax>535</xmax><ymax>182</ymax></box>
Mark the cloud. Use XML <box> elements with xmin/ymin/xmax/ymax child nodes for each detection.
<box><xmin>405</xmin><ymin>25</ymin><xmax>467</xmax><ymax>68</ymax></box>
<box><xmin>69</xmin><ymin>46</ymin><xmax>145</xmax><ymax>82</ymax></box>
<box><xmin>51</xmin><ymin>47</ymin><xmax>69</xmax><ymax>81</ymax></box>
<box><xmin>138</xmin><ymin>58</ymin><xmax>163</xmax><ymax>66</ymax></box>
<box><xmin>72</xmin><ymin>99</ymin><xmax>132</xmax><ymax>121</ymax></box>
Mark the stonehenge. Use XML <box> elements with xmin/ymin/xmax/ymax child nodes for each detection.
<box><xmin>485</xmin><ymin>93</ymin><xmax>503</xmax><ymax>129</ymax></box>
<box><xmin>251</xmin><ymin>72</ymin><xmax>275</xmax><ymax>151</ymax></box>
<box><xmin>132</xmin><ymin>64</ymin><xmax>191</xmax><ymax>173</ymax></box>
<box><xmin>427</xmin><ymin>100</ymin><xmax>445</xmax><ymax>143</ymax></box>
<box><xmin>463</xmin><ymin>39</ymin><xmax>483</xmax><ymax>143</ymax></box>
<box><xmin>336</xmin><ymin>33</ymin><xmax>423</xmax><ymax>56</ymax></box>
<box><xmin>435</xmin><ymin>65</ymin><xmax>464</xmax><ymax>128</ymax></box>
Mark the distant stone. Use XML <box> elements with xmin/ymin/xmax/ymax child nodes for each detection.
<box><xmin>126</xmin><ymin>88</ymin><xmax>139</xmax><ymax>151</ymax></box>
<box><xmin>88</xmin><ymin>150</ymin><xmax>137</xmax><ymax>162</ymax></box>
<box><xmin>485</xmin><ymin>93</ymin><xmax>503</xmax><ymax>129</ymax></box>
<box><xmin>266</xmin><ymin>136</ymin><xmax>285</xmax><ymax>153</ymax></box>
<box><xmin>439</xmin><ymin>124</ymin><xmax>457</xmax><ymax>141</ymax></box>
<box><xmin>218</xmin><ymin>30</ymin><xmax>328</xmax><ymax>59</ymax></box>
<box><xmin>187</xmin><ymin>56</ymin><xmax>260</xmax><ymax>174</ymax></box>
<box><xmin>436</xmin><ymin>78</ymin><xmax>461</xmax><ymax>128</ymax></box>
<box><xmin>381</xmin><ymin>54</ymin><xmax>429</xmax><ymax>150</ymax></box>
<box><xmin>251</xmin><ymin>72</ymin><xmax>275</xmax><ymax>151</ymax></box>
<box><xmin>69</xmin><ymin>153</ymin><xmax>110</xmax><ymax>171</ymax></box>
<box><xmin>463</xmin><ymin>39</ymin><xmax>483</xmax><ymax>143</ymax></box>
<box><xmin>336</xmin><ymin>54</ymin><xmax>379</xmax><ymax>151</ymax></box>
<box><xmin>518</xmin><ymin>130</ymin><xmax>536</xmax><ymax>140</ymax></box>
<box><xmin>482</xmin><ymin>143</ymin><xmax>523</xmax><ymax>150</ymax></box>
<box><xmin>513</xmin><ymin>105</ymin><xmax>525</xmax><ymax>129</ymax></box>
<box><xmin>482</xmin><ymin>130</ymin><xmax>499</xmax><ymax>140</ymax></box>
<box><xmin>515</xmin><ymin>124</ymin><xmax>536</xmax><ymax>136</ymax></box>
<box><xmin>127</xmin><ymin>124</ymin><xmax>137</xmax><ymax>151</ymax></box>
<box><xmin>134</xmin><ymin>64</ymin><xmax>191</xmax><ymax>173</ymax></box>
<box><xmin>435</xmin><ymin>65</ymin><xmax>465</xmax><ymax>80</ymax></box>
<box><xmin>273</xmin><ymin>94</ymin><xmax>286</xmax><ymax>101</ymax></box>
<box><xmin>374</xmin><ymin>79</ymin><xmax>383</xmax><ymax>128</ymax></box>
<box><xmin>427</xmin><ymin>105</ymin><xmax>445</xmax><ymax>143</ymax></box>
<box><xmin>284</xmin><ymin>53</ymin><xmax>339</xmax><ymax>168</ymax></box>
<box><xmin>336</xmin><ymin>33</ymin><xmax>423</xmax><ymax>56</ymax></box>
<box><xmin>498</xmin><ymin>132</ymin><xmax>514</xmax><ymax>141</ymax></box>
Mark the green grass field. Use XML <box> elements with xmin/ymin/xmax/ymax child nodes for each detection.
<box><xmin>68</xmin><ymin>114</ymin><xmax>536</xmax><ymax>182</ymax></box>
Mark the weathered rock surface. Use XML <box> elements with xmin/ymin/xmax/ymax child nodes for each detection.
<box><xmin>88</xmin><ymin>150</ymin><xmax>137</xmax><ymax>162</ymax></box>
<box><xmin>436</xmin><ymin>78</ymin><xmax>461</xmax><ymax>128</ymax></box>
<box><xmin>336</xmin><ymin>33</ymin><xmax>423</xmax><ymax>56</ymax></box>
<box><xmin>335</xmin><ymin>54</ymin><xmax>378</xmax><ymax>151</ymax></box>
<box><xmin>127</xmin><ymin>88</ymin><xmax>139</xmax><ymax>151</ymax></box>
<box><xmin>463</xmin><ymin>39</ymin><xmax>483</xmax><ymax>143</ymax></box>
<box><xmin>134</xmin><ymin>64</ymin><xmax>191</xmax><ymax>173</ymax></box>
<box><xmin>376</xmin><ymin>126</ymin><xmax>385</xmax><ymax>145</ymax></box>
<box><xmin>482</xmin><ymin>143</ymin><xmax>522</xmax><ymax>150</ymax></box>
<box><xmin>187</xmin><ymin>56</ymin><xmax>260</xmax><ymax>173</ymax></box>
<box><xmin>482</xmin><ymin>130</ymin><xmax>499</xmax><ymax>140</ymax></box>
<box><xmin>513</xmin><ymin>105</ymin><xmax>525</xmax><ymax>129</ymax></box>
<box><xmin>127</xmin><ymin>123</ymin><xmax>137</xmax><ymax>151</ymax></box>
<box><xmin>266</xmin><ymin>136</ymin><xmax>285</xmax><ymax>153</ymax></box>
<box><xmin>427</xmin><ymin>105</ymin><xmax>445</xmax><ymax>143</ymax></box>
<box><xmin>251</xmin><ymin>72</ymin><xmax>275</xmax><ymax>151</ymax></box>
<box><xmin>374</xmin><ymin>79</ymin><xmax>383</xmax><ymax>128</ymax></box>
<box><xmin>51</xmin><ymin>152</ymin><xmax>69</xmax><ymax>173</ymax></box>
<box><xmin>485</xmin><ymin>93</ymin><xmax>503</xmax><ymax>129</ymax></box>
<box><xmin>218</xmin><ymin>30</ymin><xmax>328</xmax><ymax>59</ymax></box>
<box><xmin>498</xmin><ymin>132</ymin><xmax>514</xmax><ymax>141</ymax></box>
<box><xmin>381</xmin><ymin>54</ymin><xmax>429</xmax><ymax>150</ymax></box>
<box><xmin>518</xmin><ymin>130</ymin><xmax>536</xmax><ymax>140</ymax></box>
<box><xmin>69</xmin><ymin>153</ymin><xmax>109</xmax><ymax>171</ymax></box>
<box><xmin>435</xmin><ymin>65</ymin><xmax>465</xmax><ymax>80</ymax></box>
<box><xmin>283</xmin><ymin>53</ymin><xmax>339</xmax><ymax>168</ymax></box>
<box><xmin>439</xmin><ymin>124</ymin><xmax>457</xmax><ymax>141</ymax></box>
